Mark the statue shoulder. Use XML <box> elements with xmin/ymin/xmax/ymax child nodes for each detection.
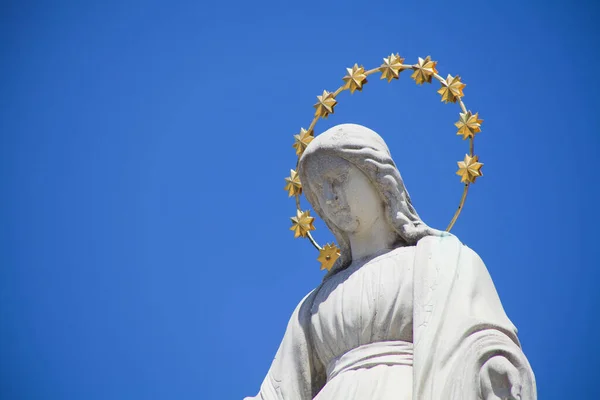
<box><xmin>288</xmin><ymin>289</ymin><xmax>319</xmax><ymax>323</ymax></box>
<box><xmin>416</xmin><ymin>234</ymin><xmax>484</xmax><ymax>265</ymax></box>
<box><xmin>416</xmin><ymin>233</ymin><xmax>462</xmax><ymax>253</ymax></box>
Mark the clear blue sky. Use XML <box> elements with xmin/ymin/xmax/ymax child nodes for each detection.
<box><xmin>1</xmin><ymin>1</ymin><xmax>599</xmax><ymax>399</ymax></box>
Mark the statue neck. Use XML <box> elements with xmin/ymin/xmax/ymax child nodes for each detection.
<box><xmin>348</xmin><ymin>216</ymin><xmax>398</xmax><ymax>261</ymax></box>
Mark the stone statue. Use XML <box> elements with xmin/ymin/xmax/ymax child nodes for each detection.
<box><xmin>246</xmin><ymin>124</ymin><xmax>536</xmax><ymax>400</ymax></box>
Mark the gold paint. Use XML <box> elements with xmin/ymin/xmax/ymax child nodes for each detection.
<box><xmin>456</xmin><ymin>154</ymin><xmax>483</xmax><ymax>183</ymax></box>
<box><xmin>455</xmin><ymin>111</ymin><xmax>483</xmax><ymax>140</ymax></box>
<box><xmin>458</xmin><ymin>98</ymin><xmax>468</xmax><ymax>114</ymax></box>
<box><xmin>284</xmin><ymin>169</ymin><xmax>302</xmax><ymax>197</ymax></box>
<box><xmin>306</xmin><ymin>232</ymin><xmax>322</xmax><ymax>251</ymax></box>
<box><xmin>313</xmin><ymin>90</ymin><xmax>337</xmax><ymax>118</ymax></box>
<box><xmin>333</xmin><ymin>85</ymin><xmax>345</xmax><ymax>97</ymax></box>
<box><xmin>437</xmin><ymin>74</ymin><xmax>466</xmax><ymax>103</ymax></box>
<box><xmin>308</xmin><ymin>117</ymin><xmax>319</xmax><ymax>132</ymax></box>
<box><xmin>317</xmin><ymin>243</ymin><xmax>341</xmax><ymax>271</ymax></box>
<box><xmin>446</xmin><ymin>184</ymin><xmax>469</xmax><ymax>232</ymax></box>
<box><xmin>292</xmin><ymin>128</ymin><xmax>314</xmax><ymax>156</ymax></box>
<box><xmin>411</xmin><ymin>56</ymin><xmax>438</xmax><ymax>85</ymax></box>
<box><xmin>290</xmin><ymin>209</ymin><xmax>316</xmax><ymax>238</ymax></box>
<box><xmin>342</xmin><ymin>64</ymin><xmax>368</xmax><ymax>94</ymax></box>
<box><xmin>379</xmin><ymin>53</ymin><xmax>405</xmax><ymax>82</ymax></box>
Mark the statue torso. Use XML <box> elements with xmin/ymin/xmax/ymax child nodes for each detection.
<box><xmin>309</xmin><ymin>246</ymin><xmax>415</xmax><ymax>367</ymax></box>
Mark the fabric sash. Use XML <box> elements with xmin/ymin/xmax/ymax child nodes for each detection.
<box><xmin>326</xmin><ymin>340</ymin><xmax>413</xmax><ymax>382</ymax></box>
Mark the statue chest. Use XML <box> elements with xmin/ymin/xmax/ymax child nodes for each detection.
<box><xmin>309</xmin><ymin>247</ymin><xmax>415</xmax><ymax>365</ymax></box>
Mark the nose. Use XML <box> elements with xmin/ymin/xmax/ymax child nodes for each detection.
<box><xmin>324</xmin><ymin>182</ymin><xmax>337</xmax><ymax>205</ymax></box>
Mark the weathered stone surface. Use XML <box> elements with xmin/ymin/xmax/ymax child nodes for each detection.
<box><xmin>246</xmin><ymin>124</ymin><xmax>535</xmax><ymax>400</ymax></box>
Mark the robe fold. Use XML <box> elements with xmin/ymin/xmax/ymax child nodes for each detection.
<box><xmin>245</xmin><ymin>235</ymin><xmax>536</xmax><ymax>400</ymax></box>
<box><xmin>413</xmin><ymin>235</ymin><xmax>536</xmax><ymax>399</ymax></box>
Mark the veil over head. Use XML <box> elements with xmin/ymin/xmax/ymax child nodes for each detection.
<box><xmin>298</xmin><ymin>123</ymin><xmax>443</xmax><ymax>276</ymax></box>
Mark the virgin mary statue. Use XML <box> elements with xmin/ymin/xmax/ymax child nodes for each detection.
<box><xmin>246</xmin><ymin>124</ymin><xmax>536</xmax><ymax>400</ymax></box>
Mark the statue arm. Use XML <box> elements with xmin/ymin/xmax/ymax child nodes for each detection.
<box><xmin>453</xmin><ymin>245</ymin><xmax>537</xmax><ymax>399</ymax></box>
<box><xmin>465</xmin><ymin>247</ymin><xmax>536</xmax><ymax>400</ymax></box>
<box><xmin>245</xmin><ymin>290</ymin><xmax>325</xmax><ymax>400</ymax></box>
<box><xmin>413</xmin><ymin>235</ymin><xmax>536</xmax><ymax>399</ymax></box>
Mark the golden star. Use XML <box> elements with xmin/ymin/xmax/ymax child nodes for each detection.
<box><xmin>379</xmin><ymin>53</ymin><xmax>405</xmax><ymax>82</ymax></box>
<box><xmin>284</xmin><ymin>169</ymin><xmax>302</xmax><ymax>197</ymax></box>
<box><xmin>342</xmin><ymin>64</ymin><xmax>368</xmax><ymax>94</ymax></box>
<box><xmin>456</xmin><ymin>154</ymin><xmax>483</xmax><ymax>183</ymax></box>
<box><xmin>437</xmin><ymin>74</ymin><xmax>466</xmax><ymax>103</ymax></box>
<box><xmin>411</xmin><ymin>56</ymin><xmax>438</xmax><ymax>85</ymax></box>
<box><xmin>317</xmin><ymin>243</ymin><xmax>341</xmax><ymax>271</ymax></box>
<box><xmin>292</xmin><ymin>128</ymin><xmax>314</xmax><ymax>156</ymax></box>
<box><xmin>313</xmin><ymin>90</ymin><xmax>337</xmax><ymax>118</ymax></box>
<box><xmin>290</xmin><ymin>209</ymin><xmax>316</xmax><ymax>238</ymax></box>
<box><xmin>455</xmin><ymin>111</ymin><xmax>483</xmax><ymax>140</ymax></box>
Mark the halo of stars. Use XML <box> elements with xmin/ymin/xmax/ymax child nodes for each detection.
<box><xmin>284</xmin><ymin>54</ymin><xmax>484</xmax><ymax>271</ymax></box>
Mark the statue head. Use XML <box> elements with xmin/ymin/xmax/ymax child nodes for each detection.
<box><xmin>298</xmin><ymin>123</ymin><xmax>442</xmax><ymax>275</ymax></box>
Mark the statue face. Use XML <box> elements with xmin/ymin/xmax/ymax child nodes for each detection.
<box><xmin>305</xmin><ymin>156</ymin><xmax>385</xmax><ymax>235</ymax></box>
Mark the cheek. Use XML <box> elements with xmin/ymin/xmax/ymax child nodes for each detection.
<box><xmin>319</xmin><ymin>193</ymin><xmax>358</xmax><ymax>231</ymax></box>
<box><xmin>347</xmin><ymin>180</ymin><xmax>382</xmax><ymax>223</ymax></box>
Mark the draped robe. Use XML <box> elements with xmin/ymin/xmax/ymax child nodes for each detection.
<box><xmin>245</xmin><ymin>235</ymin><xmax>536</xmax><ymax>400</ymax></box>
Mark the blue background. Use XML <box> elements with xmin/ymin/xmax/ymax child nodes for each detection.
<box><xmin>1</xmin><ymin>1</ymin><xmax>599</xmax><ymax>399</ymax></box>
